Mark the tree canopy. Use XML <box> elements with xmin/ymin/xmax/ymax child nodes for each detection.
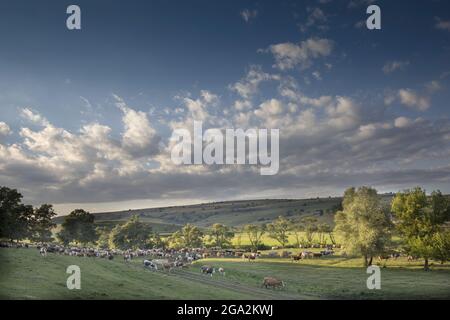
<box><xmin>334</xmin><ymin>186</ymin><xmax>393</xmax><ymax>266</ymax></box>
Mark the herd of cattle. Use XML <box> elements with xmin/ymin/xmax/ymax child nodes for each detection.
<box><xmin>1</xmin><ymin>241</ymin><xmax>416</xmax><ymax>291</ymax></box>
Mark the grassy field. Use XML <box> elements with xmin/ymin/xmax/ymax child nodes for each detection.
<box><xmin>1</xmin><ymin>248</ymin><xmax>449</xmax><ymax>300</ymax></box>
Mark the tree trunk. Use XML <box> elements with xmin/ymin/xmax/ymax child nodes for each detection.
<box><xmin>424</xmin><ymin>258</ymin><xmax>430</xmax><ymax>271</ymax></box>
<box><xmin>363</xmin><ymin>255</ymin><xmax>368</xmax><ymax>267</ymax></box>
<box><xmin>368</xmin><ymin>256</ymin><xmax>373</xmax><ymax>266</ymax></box>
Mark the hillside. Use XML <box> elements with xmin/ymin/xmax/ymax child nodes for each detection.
<box><xmin>53</xmin><ymin>195</ymin><xmax>401</xmax><ymax>232</ymax></box>
<box><xmin>54</xmin><ymin>197</ymin><xmax>344</xmax><ymax>232</ymax></box>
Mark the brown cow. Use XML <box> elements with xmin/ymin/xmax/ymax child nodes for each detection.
<box><xmin>262</xmin><ymin>277</ymin><xmax>285</xmax><ymax>289</ymax></box>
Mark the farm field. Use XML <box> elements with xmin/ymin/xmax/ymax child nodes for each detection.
<box><xmin>1</xmin><ymin>248</ymin><xmax>449</xmax><ymax>300</ymax></box>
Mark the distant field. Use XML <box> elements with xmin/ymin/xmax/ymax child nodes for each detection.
<box><xmin>1</xmin><ymin>248</ymin><xmax>449</xmax><ymax>300</ymax></box>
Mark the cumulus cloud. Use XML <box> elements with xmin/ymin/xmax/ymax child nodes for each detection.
<box><xmin>382</xmin><ymin>60</ymin><xmax>410</xmax><ymax>74</ymax></box>
<box><xmin>229</xmin><ymin>65</ymin><xmax>279</xmax><ymax>99</ymax></box>
<box><xmin>266</xmin><ymin>38</ymin><xmax>333</xmax><ymax>70</ymax></box>
<box><xmin>397</xmin><ymin>89</ymin><xmax>431</xmax><ymax>111</ymax></box>
<box><xmin>1</xmin><ymin>68</ymin><xmax>449</xmax><ymax>208</ymax></box>
<box><xmin>113</xmin><ymin>94</ymin><xmax>160</xmax><ymax>156</ymax></box>
<box><xmin>20</xmin><ymin>108</ymin><xmax>50</xmax><ymax>126</ymax></box>
<box><xmin>0</xmin><ymin>122</ymin><xmax>11</xmax><ymax>136</ymax></box>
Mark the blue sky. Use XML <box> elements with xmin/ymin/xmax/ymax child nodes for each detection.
<box><xmin>0</xmin><ymin>0</ymin><xmax>449</xmax><ymax>214</ymax></box>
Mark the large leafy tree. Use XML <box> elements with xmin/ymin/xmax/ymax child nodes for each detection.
<box><xmin>57</xmin><ymin>209</ymin><xmax>96</xmax><ymax>245</ymax></box>
<box><xmin>168</xmin><ymin>223</ymin><xmax>204</xmax><ymax>249</ymax></box>
<box><xmin>0</xmin><ymin>187</ymin><xmax>32</xmax><ymax>242</ymax></box>
<box><xmin>334</xmin><ymin>186</ymin><xmax>393</xmax><ymax>267</ymax></box>
<box><xmin>243</xmin><ymin>224</ymin><xmax>266</xmax><ymax>252</ymax></box>
<box><xmin>391</xmin><ymin>188</ymin><xmax>450</xmax><ymax>270</ymax></box>
<box><xmin>109</xmin><ymin>215</ymin><xmax>153</xmax><ymax>250</ymax></box>
<box><xmin>267</xmin><ymin>216</ymin><xmax>290</xmax><ymax>248</ymax></box>
<box><xmin>29</xmin><ymin>204</ymin><xmax>57</xmax><ymax>243</ymax></box>
<box><xmin>209</xmin><ymin>223</ymin><xmax>234</xmax><ymax>248</ymax></box>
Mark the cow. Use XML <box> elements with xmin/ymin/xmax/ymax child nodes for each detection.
<box><xmin>39</xmin><ymin>247</ymin><xmax>47</xmax><ymax>257</ymax></box>
<box><xmin>242</xmin><ymin>253</ymin><xmax>257</xmax><ymax>261</ymax></box>
<box><xmin>301</xmin><ymin>251</ymin><xmax>313</xmax><ymax>259</ymax></box>
<box><xmin>200</xmin><ymin>265</ymin><xmax>215</xmax><ymax>277</ymax></box>
<box><xmin>218</xmin><ymin>267</ymin><xmax>225</xmax><ymax>276</ymax></box>
<box><xmin>262</xmin><ymin>277</ymin><xmax>285</xmax><ymax>290</ymax></box>
<box><xmin>291</xmin><ymin>255</ymin><xmax>301</xmax><ymax>262</ymax></box>
<box><xmin>162</xmin><ymin>262</ymin><xmax>173</xmax><ymax>273</ymax></box>
<box><xmin>143</xmin><ymin>259</ymin><xmax>158</xmax><ymax>271</ymax></box>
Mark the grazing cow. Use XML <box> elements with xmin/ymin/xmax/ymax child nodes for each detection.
<box><xmin>301</xmin><ymin>251</ymin><xmax>313</xmax><ymax>259</ymax></box>
<box><xmin>200</xmin><ymin>265</ymin><xmax>215</xmax><ymax>277</ymax></box>
<box><xmin>312</xmin><ymin>253</ymin><xmax>323</xmax><ymax>258</ymax></box>
<box><xmin>218</xmin><ymin>267</ymin><xmax>225</xmax><ymax>276</ymax></box>
<box><xmin>262</xmin><ymin>277</ymin><xmax>285</xmax><ymax>290</ymax></box>
<box><xmin>291</xmin><ymin>255</ymin><xmax>301</xmax><ymax>262</ymax></box>
<box><xmin>40</xmin><ymin>247</ymin><xmax>47</xmax><ymax>257</ymax></box>
<box><xmin>143</xmin><ymin>259</ymin><xmax>158</xmax><ymax>271</ymax></box>
<box><xmin>162</xmin><ymin>262</ymin><xmax>173</xmax><ymax>273</ymax></box>
<box><xmin>242</xmin><ymin>253</ymin><xmax>257</xmax><ymax>261</ymax></box>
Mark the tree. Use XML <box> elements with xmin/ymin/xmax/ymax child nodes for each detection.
<box><xmin>334</xmin><ymin>186</ymin><xmax>393</xmax><ymax>267</ymax></box>
<box><xmin>290</xmin><ymin>223</ymin><xmax>304</xmax><ymax>248</ymax></box>
<box><xmin>57</xmin><ymin>209</ymin><xmax>96</xmax><ymax>245</ymax></box>
<box><xmin>431</xmin><ymin>230</ymin><xmax>450</xmax><ymax>264</ymax></box>
<box><xmin>267</xmin><ymin>216</ymin><xmax>290</xmax><ymax>248</ymax></box>
<box><xmin>29</xmin><ymin>204</ymin><xmax>57</xmax><ymax>243</ymax></box>
<box><xmin>96</xmin><ymin>226</ymin><xmax>111</xmax><ymax>249</ymax></box>
<box><xmin>243</xmin><ymin>224</ymin><xmax>266</xmax><ymax>252</ymax></box>
<box><xmin>301</xmin><ymin>217</ymin><xmax>318</xmax><ymax>244</ymax></box>
<box><xmin>209</xmin><ymin>223</ymin><xmax>234</xmax><ymax>248</ymax></box>
<box><xmin>168</xmin><ymin>223</ymin><xmax>204</xmax><ymax>249</ymax></box>
<box><xmin>109</xmin><ymin>215</ymin><xmax>153</xmax><ymax>250</ymax></box>
<box><xmin>391</xmin><ymin>188</ymin><xmax>450</xmax><ymax>270</ymax></box>
<box><xmin>0</xmin><ymin>187</ymin><xmax>32</xmax><ymax>242</ymax></box>
<box><xmin>317</xmin><ymin>223</ymin><xmax>330</xmax><ymax>245</ymax></box>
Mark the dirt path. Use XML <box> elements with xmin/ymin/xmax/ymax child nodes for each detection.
<box><xmin>167</xmin><ymin>269</ymin><xmax>317</xmax><ymax>300</ymax></box>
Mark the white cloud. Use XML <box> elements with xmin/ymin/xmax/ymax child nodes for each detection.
<box><xmin>267</xmin><ymin>38</ymin><xmax>333</xmax><ymax>70</ymax></box>
<box><xmin>425</xmin><ymin>80</ymin><xmax>441</xmax><ymax>94</ymax></box>
<box><xmin>240</xmin><ymin>9</ymin><xmax>258</xmax><ymax>23</ymax></box>
<box><xmin>20</xmin><ymin>107</ymin><xmax>50</xmax><ymax>126</ymax></box>
<box><xmin>397</xmin><ymin>89</ymin><xmax>431</xmax><ymax>111</ymax></box>
<box><xmin>394</xmin><ymin>117</ymin><xmax>413</xmax><ymax>128</ymax></box>
<box><xmin>113</xmin><ymin>94</ymin><xmax>160</xmax><ymax>156</ymax></box>
<box><xmin>229</xmin><ymin>65</ymin><xmax>279</xmax><ymax>98</ymax></box>
<box><xmin>0</xmin><ymin>122</ymin><xmax>11</xmax><ymax>136</ymax></box>
<box><xmin>382</xmin><ymin>60</ymin><xmax>410</xmax><ymax>74</ymax></box>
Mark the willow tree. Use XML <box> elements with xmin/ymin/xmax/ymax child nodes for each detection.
<box><xmin>334</xmin><ymin>187</ymin><xmax>393</xmax><ymax>267</ymax></box>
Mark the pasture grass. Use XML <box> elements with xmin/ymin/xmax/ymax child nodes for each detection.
<box><xmin>1</xmin><ymin>248</ymin><xmax>449</xmax><ymax>300</ymax></box>
<box><xmin>0</xmin><ymin>248</ymin><xmax>250</xmax><ymax>300</ymax></box>
<box><xmin>194</xmin><ymin>256</ymin><xmax>450</xmax><ymax>300</ymax></box>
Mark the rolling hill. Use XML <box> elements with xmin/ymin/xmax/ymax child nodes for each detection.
<box><xmin>54</xmin><ymin>197</ymin><xmax>346</xmax><ymax>232</ymax></box>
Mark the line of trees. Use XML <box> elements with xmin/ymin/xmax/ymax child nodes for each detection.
<box><xmin>0</xmin><ymin>187</ymin><xmax>57</xmax><ymax>243</ymax></box>
<box><xmin>334</xmin><ymin>186</ymin><xmax>450</xmax><ymax>270</ymax></box>
<box><xmin>1</xmin><ymin>185</ymin><xmax>449</xmax><ymax>270</ymax></box>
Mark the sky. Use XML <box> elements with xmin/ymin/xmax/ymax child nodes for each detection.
<box><xmin>0</xmin><ymin>0</ymin><xmax>449</xmax><ymax>215</ymax></box>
